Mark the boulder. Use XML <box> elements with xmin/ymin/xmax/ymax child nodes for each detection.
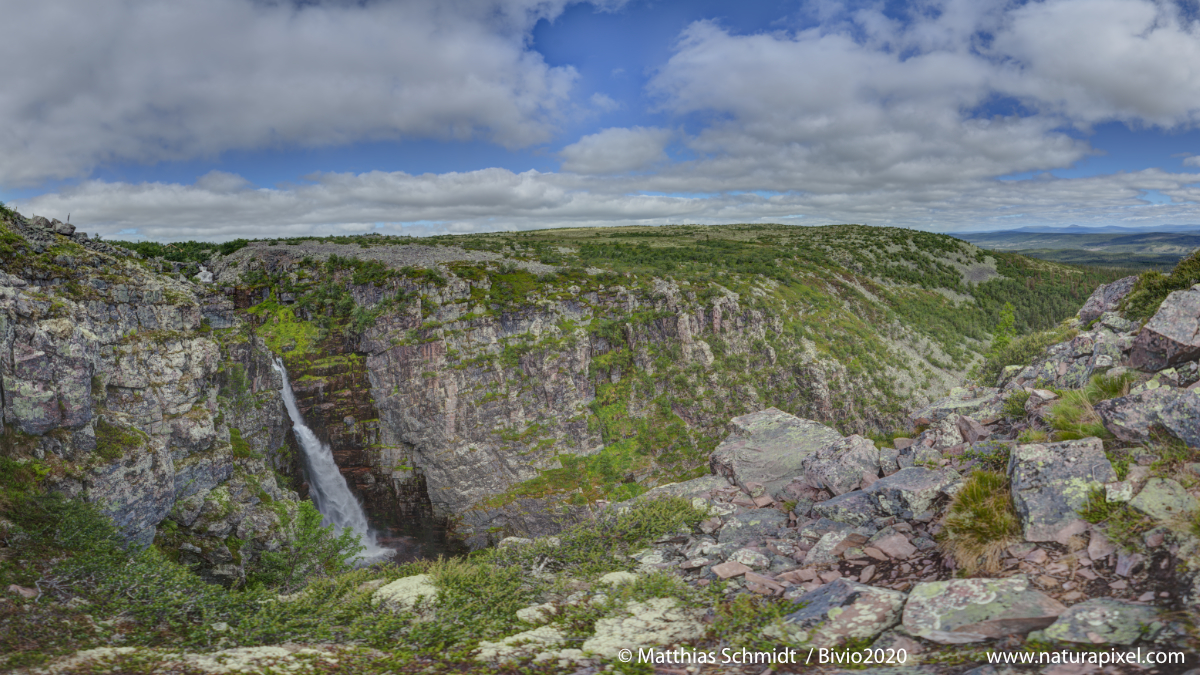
<box><xmin>956</xmin><ymin>415</ymin><xmax>991</xmax><ymax>443</ymax></box>
<box><xmin>1129</xmin><ymin>478</ymin><xmax>1199</xmax><ymax>522</ymax></box>
<box><xmin>1096</xmin><ymin>388</ymin><xmax>1181</xmax><ymax>444</ymax></box>
<box><xmin>866</xmin><ymin>467</ymin><xmax>960</xmax><ymax>517</ymax></box>
<box><xmin>776</xmin><ymin>578</ymin><xmax>906</xmax><ymax>647</ymax></box>
<box><xmin>802</xmin><ymin>434</ymin><xmax>881</xmax><ymax>496</ymax></box>
<box><xmin>51</xmin><ymin>219</ymin><xmax>76</xmax><ymax>236</ymax></box>
<box><xmin>910</xmin><ymin>387</ymin><xmax>1002</xmax><ymax>425</ymax></box>
<box><xmin>717</xmin><ymin>509</ymin><xmax>789</xmax><ymax>544</ymax></box>
<box><xmin>1128</xmin><ymin>285</ymin><xmax>1200</xmax><ymax>371</ymax></box>
<box><xmin>709</xmin><ymin>408</ymin><xmax>842</xmax><ymax>498</ymax></box>
<box><xmin>902</xmin><ymin>576</ymin><xmax>1066</xmax><ymax>644</ymax></box>
<box><xmin>1008</xmin><ymin>439</ymin><xmax>1116</xmax><ymax>542</ymax></box>
<box><xmin>373</xmin><ymin>574</ymin><xmax>438</xmax><ymax>613</ymax></box>
<box><xmin>811</xmin><ymin>489</ymin><xmax>879</xmax><ymax>526</ymax></box>
<box><xmin>1042</xmin><ymin>598</ymin><xmax>1159</xmax><ymax>645</ymax></box>
<box><xmin>1078</xmin><ymin>276</ymin><xmax>1137</xmax><ymax>324</ymax></box>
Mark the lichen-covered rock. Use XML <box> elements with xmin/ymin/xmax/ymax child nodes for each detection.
<box><xmin>802</xmin><ymin>434</ymin><xmax>881</xmax><ymax>496</ymax></box>
<box><xmin>579</xmin><ymin>598</ymin><xmax>705</xmax><ymax>658</ymax></box>
<box><xmin>1129</xmin><ymin>284</ymin><xmax>1200</xmax><ymax>371</ymax></box>
<box><xmin>372</xmin><ymin>574</ymin><xmax>438</xmax><ymax>613</ymax></box>
<box><xmin>811</xmin><ymin>489</ymin><xmax>879</xmax><ymax>526</ymax></box>
<box><xmin>717</xmin><ymin>509</ymin><xmax>788</xmax><ymax>544</ymax></box>
<box><xmin>776</xmin><ymin>578</ymin><xmax>906</xmax><ymax>647</ymax></box>
<box><xmin>910</xmin><ymin>386</ymin><xmax>1002</xmax><ymax>425</ymax></box>
<box><xmin>710</xmin><ymin>408</ymin><xmax>843</xmax><ymax>498</ymax></box>
<box><xmin>902</xmin><ymin>576</ymin><xmax>1067</xmax><ymax>644</ymax></box>
<box><xmin>866</xmin><ymin>467</ymin><xmax>960</xmax><ymax>517</ymax></box>
<box><xmin>1007</xmin><ymin>439</ymin><xmax>1116</xmax><ymax>542</ymax></box>
<box><xmin>1129</xmin><ymin>478</ymin><xmax>1198</xmax><ymax>522</ymax></box>
<box><xmin>1042</xmin><ymin>598</ymin><xmax>1159</xmax><ymax>644</ymax></box>
<box><xmin>1096</xmin><ymin>388</ymin><xmax>1182</xmax><ymax>444</ymax></box>
<box><xmin>1078</xmin><ymin>276</ymin><xmax>1137</xmax><ymax>324</ymax></box>
<box><xmin>597</xmin><ymin>571</ymin><xmax>639</xmax><ymax>586</ymax></box>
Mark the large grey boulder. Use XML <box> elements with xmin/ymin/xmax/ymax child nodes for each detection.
<box><xmin>776</xmin><ymin>578</ymin><xmax>906</xmax><ymax>647</ymax></box>
<box><xmin>1008</xmin><ymin>439</ymin><xmax>1116</xmax><ymax>542</ymax></box>
<box><xmin>802</xmin><ymin>434</ymin><xmax>880</xmax><ymax>496</ymax></box>
<box><xmin>902</xmin><ymin>576</ymin><xmax>1066</xmax><ymax>644</ymax></box>
<box><xmin>717</xmin><ymin>508</ymin><xmax>789</xmax><ymax>545</ymax></box>
<box><xmin>867</xmin><ymin>467</ymin><xmax>960</xmax><ymax>517</ymax></box>
<box><xmin>1128</xmin><ymin>284</ymin><xmax>1200</xmax><ymax>371</ymax></box>
<box><xmin>709</xmin><ymin>408</ymin><xmax>842</xmax><ymax>498</ymax></box>
<box><xmin>1079</xmin><ymin>276</ymin><xmax>1137</xmax><ymax>324</ymax></box>
<box><xmin>811</xmin><ymin>489</ymin><xmax>879</xmax><ymax>526</ymax></box>
<box><xmin>1042</xmin><ymin>598</ymin><xmax>1159</xmax><ymax>645</ymax></box>
<box><xmin>1096</xmin><ymin>388</ymin><xmax>1181</xmax><ymax>444</ymax></box>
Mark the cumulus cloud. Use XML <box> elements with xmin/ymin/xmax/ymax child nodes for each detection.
<box><xmin>0</xmin><ymin>0</ymin><xmax>604</xmax><ymax>186</ymax></box>
<box><xmin>560</xmin><ymin>126</ymin><xmax>673</xmax><ymax>173</ymax></box>
<box><xmin>1183</xmin><ymin>155</ymin><xmax>1200</xmax><ymax>168</ymax></box>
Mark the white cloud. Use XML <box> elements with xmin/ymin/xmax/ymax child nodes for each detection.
<box><xmin>1183</xmin><ymin>155</ymin><xmax>1200</xmax><ymax>168</ymax></box>
<box><xmin>0</xmin><ymin>0</ymin><xmax>599</xmax><ymax>186</ymax></box>
<box><xmin>561</xmin><ymin>126</ymin><xmax>673</xmax><ymax>173</ymax></box>
<box><xmin>16</xmin><ymin>166</ymin><xmax>1200</xmax><ymax>242</ymax></box>
<box><xmin>590</xmin><ymin>93</ymin><xmax>622</xmax><ymax>112</ymax></box>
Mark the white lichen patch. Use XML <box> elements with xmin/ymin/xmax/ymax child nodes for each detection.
<box><xmin>580</xmin><ymin>598</ymin><xmax>705</xmax><ymax>658</ymax></box>
<box><xmin>35</xmin><ymin>645</ymin><xmax>343</xmax><ymax>675</ymax></box>
<box><xmin>372</xmin><ymin>573</ymin><xmax>437</xmax><ymax>613</ymax></box>
<box><xmin>516</xmin><ymin>602</ymin><xmax>557</xmax><ymax>624</ymax></box>
<box><xmin>476</xmin><ymin>625</ymin><xmax>566</xmax><ymax>662</ymax></box>
<box><xmin>597</xmin><ymin>571</ymin><xmax>638</xmax><ymax>586</ymax></box>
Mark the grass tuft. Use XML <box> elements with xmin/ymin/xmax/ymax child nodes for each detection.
<box><xmin>939</xmin><ymin>471</ymin><xmax>1021</xmax><ymax>575</ymax></box>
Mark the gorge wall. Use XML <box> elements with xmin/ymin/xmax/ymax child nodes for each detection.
<box><xmin>0</xmin><ymin>212</ymin><xmax>1128</xmax><ymax>560</ymax></box>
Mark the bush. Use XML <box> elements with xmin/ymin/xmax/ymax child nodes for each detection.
<box><xmin>247</xmin><ymin>501</ymin><xmax>365</xmax><ymax>592</ymax></box>
<box><xmin>1121</xmin><ymin>249</ymin><xmax>1200</xmax><ymax>322</ymax></box>
<box><xmin>1045</xmin><ymin>371</ymin><xmax>1134</xmax><ymax>441</ymax></box>
<box><xmin>939</xmin><ymin>471</ymin><xmax>1021</xmax><ymax>574</ymax></box>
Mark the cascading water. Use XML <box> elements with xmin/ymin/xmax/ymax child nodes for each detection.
<box><xmin>272</xmin><ymin>358</ymin><xmax>393</xmax><ymax>562</ymax></box>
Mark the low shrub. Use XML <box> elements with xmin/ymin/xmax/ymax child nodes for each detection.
<box><xmin>974</xmin><ymin>322</ymin><xmax>1078</xmax><ymax>385</ymax></box>
<box><xmin>1121</xmin><ymin>249</ymin><xmax>1200</xmax><ymax>322</ymax></box>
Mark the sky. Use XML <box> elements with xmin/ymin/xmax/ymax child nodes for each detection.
<box><xmin>5</xmin><ymin>0</ymin><xmax>1200</xmax><ymax>241</ymax></box>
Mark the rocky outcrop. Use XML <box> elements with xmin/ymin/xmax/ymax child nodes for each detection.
<box><xmin>1128</xmin><ymin>284</ymin><xmax>1200</xmax><ymax>371</ymax></box>
<box><xmin>1078</xmin><ymin>275</ymin><xmax>1137</xmax><ymax>325</ymax></box>
<box><xmin>0</xmin><ymin>212</ymin><xmax>300</xmax><ymax>584</ymax></box>
<box><xmin>1007</xmin><ymin>439</ymin><xmax>1116</xmax><ymax>542</ymax></box>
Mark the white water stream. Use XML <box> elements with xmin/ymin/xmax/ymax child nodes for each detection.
<box><xmin>272</xmin><ymin>359</ymin><xmax>393</xmax><ymax>562</ymax></box>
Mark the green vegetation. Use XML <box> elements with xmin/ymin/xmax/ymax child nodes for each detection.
<box><xmin>939</xmin><ymin>471</ymin><xmax>1021</xmax><ymax>574</ymax></box>
<box><xmin>1121</xmin><ymin>248</ymin><xmax>1200</xmax><ymax>322</ymax></box>
<box><xmin>1045</xmin><ymin>372</ymin><xmax>1134</xmax><ymax>441</ymax></box>
<box><xmin>973</xmin><ymin>320</ymin><xmax>1078</xmax><ymax>385</ymax></box>
<box><xmin>248</xmin><ymin>501</ymin><xmax>365</xmax><ymax>592</ymax></box>
<box><xmin>1078</xmin><ymin>487</ymin><xmax>1155</xmax><ymax>550</ymax></box>
<box><xmin>107</xmin><ymin>238</ymin><xmax>251</xmax><ymax>263</ymax></box>
<box><xmin>93</xmin><ymin>417</ymin><xmax>146</xmax><ymax>461</ymax></box>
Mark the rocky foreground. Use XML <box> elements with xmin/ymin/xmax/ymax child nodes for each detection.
<box><xmin>11</xmin><ymin>271</ymin><xmax>1200</xmax><ymax>673</ymax></box>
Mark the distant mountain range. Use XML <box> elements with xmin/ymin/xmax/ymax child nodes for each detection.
<box><xmin>956</xmin><ymin>227</ymin><xmax>1200</xmax><ymax>270</ymax></box>
<box><xmin>960</xmin><ymin>224</ymin><xmax>1200</xmax><ymax>235</ymax></box>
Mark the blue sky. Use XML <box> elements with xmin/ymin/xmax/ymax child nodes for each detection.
<box><xmin>4</xmin><ymin>0</ymin><xmax>1200</xmax><ymax>240</ymax></box>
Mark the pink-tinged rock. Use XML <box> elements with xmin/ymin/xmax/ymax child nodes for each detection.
<box><xmin>1025</xmin><ymin>548</ymin><xmax>1048</xmax><ymax>564</ymax></box>
<box><xmin>1078</xmin><ymin>276</ymin><xmax>1137</xmax><ymax>324</ymax></box>
<box><xmin>1114</xmin><ymin>552</ymin><xmax>1144</xmax><ymax>577</ymax></box>
<box><xmin>955</xmin><ymin>416</ymin><xmax>991</xmax><ymax>443</ymax></box>
<box><xmin>1129</xmin><ymin>285</ymin><xmax>1200</xmax><ymax>371</ymax></box>
<box><xmin>1089</xmin><ymin>531</ymin><xmax>1117</xmax><ymax>562</ymax></box>
<box><xmin>752</xmin><ymin>494</ymin><xmax>775</xmax><ymax>508</ymax></box>
<box><xmin>712</xmin><ymin>561</ymin><xmax>752</xmax><ymax>579</ymax></box>
<box><xmin>7</xmin><ymin>584</ymin><xmax>37</xmax><ymax>599</ymax></box>
<box><xmin>709</xmin><ymin>408</ymin><xmax>844</xmax><ymax>498</ymax></box>
<box><xmin>864</xmin><ymin>546</ymin><xmax>889</xmax><ymax>561</ymax></box>
<box><xmin>873</xmin><ymin>533</ymin><xmax>917</xmax><ymax>560</ymax></box>
<box><xmin>893</xmin><ymin>437</ymin><xmax>915</xmax><ymax>450</ymax></box>
<box><xmin>745</xmin><ymin>572</ymin><xmax>784</xmax><ymax>594</ymax></box>
<box><xmin>860</xmin><ymin>564</ymin><xmax>876</xmax><ymax>583</ymax></box>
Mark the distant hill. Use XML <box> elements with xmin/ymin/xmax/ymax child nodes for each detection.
<box><xmin>956</xmin><ymin>230</ymin><xmax>1200</xmax><ymax>270</ymax></box>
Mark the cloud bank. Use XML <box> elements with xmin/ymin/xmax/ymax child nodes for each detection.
<box><xmin>8</xmin><ymin>0</ymin><xmax>1200</xmax><ymax>238</ymax></box>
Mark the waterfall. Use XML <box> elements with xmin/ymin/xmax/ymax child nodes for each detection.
<box><xmin>272</xmin><ymin>358</ymin><xmax>392</xmax><ymax>562</ymax></box>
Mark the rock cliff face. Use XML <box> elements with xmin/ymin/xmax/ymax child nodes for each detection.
<box><xmin>0</xmin><ymin>212</ymin><xmax>300</xmax><ymax>585</ymax></box>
